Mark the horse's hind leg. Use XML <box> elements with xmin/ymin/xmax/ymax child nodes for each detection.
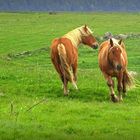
<box><xmin>122</xmin><ymin>72</ymin><xmax>127</xmax><ymax>96</ymax></box>
<box><xmin>71</xmin><ymin>62</ymin><xmax>78</xmax><ymax>90</ymax></box>
<box><xmin>59</xmin><ymin>76</ymin><xmax>68</xmax><ymax>95</ymax></box>
<box><xmin>61</xmin><ymin>76</ymin><xmax>69</xmax><ymax>96</ymax></box>
<box><xmin>72</xmin><ymin>63</ymin><xmax>77</xmax><ymax>81</ymax></box>
<box><xmin>117</xmin><ymin>72</ymin><xmax>123</xmax><ymax>101</ymax></box>
<box><xmin>51</xmin><ymin>60</ymin><xmax>69</xmax><ymax>95</ymax></box>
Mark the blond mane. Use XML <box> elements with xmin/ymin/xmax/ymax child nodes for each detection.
<box><xmin>111</xmin><ymin>38</ymin><xmax>121</xmax><ymax>47</ymax></box>
<box><xmin>63</xmin><ymin>25</ymin><xmax>93</xmax><ymax>48</ymax></box>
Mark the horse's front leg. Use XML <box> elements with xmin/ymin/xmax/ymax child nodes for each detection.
<box><xmin>117</xmin><ymin>72</ymin><xmax>123</xmax><ymax>101</ymax></box>
<box><xmin>103</xmin><ymin>72</ymin><xmax>119</xmax><ymax>102</ymax></box>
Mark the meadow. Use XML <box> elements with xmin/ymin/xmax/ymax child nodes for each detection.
<box><xmin>0</xmin><ymin>12</ymin><xmax>140</xmax><ymax>140</ymax></box>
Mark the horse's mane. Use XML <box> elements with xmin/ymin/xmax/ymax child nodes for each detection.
<box><xmin>99</xmin><ymin>38</ymin><xmax>126</xmax><ymax>63</ymax></box>
<box><xmin>109</xmin><ymin>38</ymin><xmax>126</xmax><ymax>51</ymax></box>
<box><xmin>63</xmin><ymin>26</ymin><xmax>93</xmax><ymax>48</ymax></box>
<box><xmin>99</xmin><ymin>38</ymin><xmax>124</xmax><ymax>51</ymax></box>
<box><xmin>111</xmin><ymin>38</ymin><xmax>119</xmax><ymax>46</ymax></box>
<box><xmin>78</xmin><ymin>26</ymin><xmax>93</xmax><ymax>35</ymax></box>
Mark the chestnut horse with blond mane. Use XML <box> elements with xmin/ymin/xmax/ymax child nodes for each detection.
<box><xmin>51</xmin><ymin>25</ymin><xmax>98</xmax><ymax>95</ymax></box>
<box><xmin>98</xmin><ymin>38</ymin><xmax>133</xmax><ymax>102</ymax></box>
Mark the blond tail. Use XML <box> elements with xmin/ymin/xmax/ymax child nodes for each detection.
<box><xmin>123</xmin><ymin>70</ymin><xmax>134</xmax><ymax>88</ymax></box>
<box><xmin>57</xmin><ymin>44</ymin><xmax>77</xmax><ymax>89</ymax></box>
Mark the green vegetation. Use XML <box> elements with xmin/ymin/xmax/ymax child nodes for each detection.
<box><xmin>0</xmin><ymin>12</ymin><xmax>140</xmax><ymax>140</ymax></box>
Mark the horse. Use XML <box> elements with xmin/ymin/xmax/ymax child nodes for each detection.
<box><xmin>98</xmin><ymin>38</ymin><xmax>133</xmax><ymax>102</ymax></box>
<box><xmin>50</xmin><ymin>25</ymin><xmax>98</xmax><ymax>95</ymax></box>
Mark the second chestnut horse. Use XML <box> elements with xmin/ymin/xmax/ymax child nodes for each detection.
<box><xmin>51</xmin><ymin>25</ymin><xmax>98</xmax><ymax>95</ymax></box>
<box><xmin>98</xmin><ymin>38</ymin><xmax>133</xmax><ymax>102</ymax></box>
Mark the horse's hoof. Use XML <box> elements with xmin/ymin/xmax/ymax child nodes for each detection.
<box><xmin>123</xmin><ymin>92</ymin><xmax>127</xmax><ymax>97</ymax></box>
<box><xmin>111</xmin><ymin>94</ymin><xmax>119</xmax><ymax>103</ymax></box>
<box><xmin>119</xmin><ymin>98</ymin><xmax>123</xmax><ymax>102</ymax></box>
<box><xmin>72</xmin><ymin>82</ymin><xmax>78</xmax><ymax>90</ymax></box>
<box><xmin>64</xmin><ymin>93</ymin><xmax>69</xmax><ymax>96</ymax></box>
<box><xmin>118</xmin><ymin>95</ymin><xmax>123</xmax><ymax>102</ymax></box>
<box><xmin>64</xmin><ymin>90</ymin><xmax>69</xmax><ymax>96</ymax></box>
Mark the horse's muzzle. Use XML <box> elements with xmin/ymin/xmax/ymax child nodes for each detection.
<box><xmin>116</xmin><ymin>64</ymin><xmax>122</xmax><ymax>71</ymax></box>
<box><xmin>91</xmin><ymin>44</ymin><xmax>98</xmax><ymax>49</ymax></box>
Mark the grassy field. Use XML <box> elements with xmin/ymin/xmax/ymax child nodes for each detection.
<box><xmin>0</xmin><ymin>12</ymin><xmax>140</xmax><ymax>140</ymax></box>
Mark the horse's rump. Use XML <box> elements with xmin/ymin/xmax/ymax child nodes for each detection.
<box><xmin>51</xmin><ymin>38</ymin><xmax>78</xmax><ymax>83</ymax></box>
<box><xmin>57</xmin><ymin>43</ymin><xmax>74</xmax><ymax>83</ymax></box>
<box><xmin>51</xmin><ymin>38</ymin><xmax>77</xmax><ymax>65</ymax></box>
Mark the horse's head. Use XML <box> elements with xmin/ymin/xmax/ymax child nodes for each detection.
<box><xmin>79</xmin><ymin>25</ymin><xmax>98</xmax><ymax>49</ymax></box>
<box><xmin>108</xmin><ymin>38</ymin><xmax>123</xmax><ymax>71</ymax></box>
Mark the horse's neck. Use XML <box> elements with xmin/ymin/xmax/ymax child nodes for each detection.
<box><xmin>63</xmin><ymin>29</ymin><xmax>82</xmax><ymax>48</ymax></box>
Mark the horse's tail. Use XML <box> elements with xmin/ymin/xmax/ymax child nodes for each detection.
<box><xmin>123</xmin><ymin>70</ymin><xmax>133</xmax><ymax>88</ymax></box>
<box><xmin>57</xmin><ymin>43</ymin><xmax>77</xmax><ymax>89</ymax></box>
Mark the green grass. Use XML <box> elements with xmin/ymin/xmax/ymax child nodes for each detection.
<box><xmin>0</xmin><ymin>12</ymin><xmax>140</xmax><ymax>140</ymax></box>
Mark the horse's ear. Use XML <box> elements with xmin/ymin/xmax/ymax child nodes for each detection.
<box><xmin>118</xmin><ymin>39</ymin><xmax>122</xmax><ymax>45</ymax></box>
<box><xmin>109</xmin><ymin>38</ymin><xmax>113</xmax><ymax>47</ymax></box>
<box><xmin>84</xmin><ymin>24</ymin><xmax>88</xmax><ymax>33</ymax></box>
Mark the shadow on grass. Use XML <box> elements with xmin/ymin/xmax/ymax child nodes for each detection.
<box><xmin>46</xmin><ymin>87</ymin><xmax>109</xmax><ymax>103</ymax></box>
<box><xmin>45</xmin><ymin>84</ymin><xmax>140</xmax><ymax>104</ymax></box>
<box><xmin>69</xmin><ymin>88</ymin><xmax>109</xmax><ymax>102</ymax></box>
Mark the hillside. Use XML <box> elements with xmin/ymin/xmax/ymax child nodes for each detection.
<box><xmin>0</xmin><ymin>0</ymin><xmax>140</xmax><ymax>11</ymax></box>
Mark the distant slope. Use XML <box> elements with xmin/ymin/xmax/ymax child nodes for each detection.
<box><xmin>0</xmin><ymin>0</ymin><xmax>140</xmax><ymax>11</ymax></box>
